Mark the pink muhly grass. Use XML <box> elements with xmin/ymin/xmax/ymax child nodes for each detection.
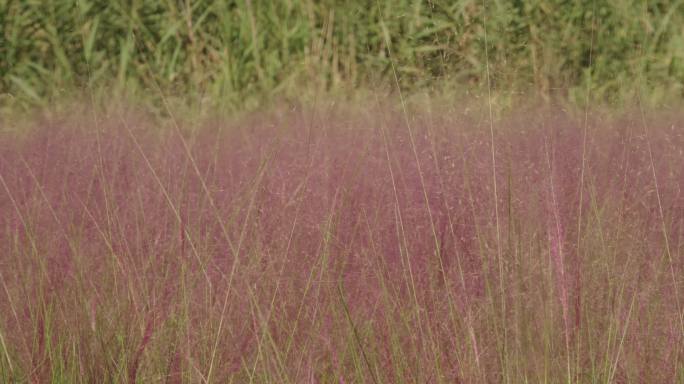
<box><xmin>545</xmin><ymin>138</ymin><xmax>571</xmax><ymax>343</ymax></box>
<box><xmin>0</xmin><ymin>105</ymin><xmax>683</xmax><ymax>382</ymax></box>
<box><xmin>128</xmin><ymin>313</ymin><xmax>156</xmax><ymax>384</ymax></box>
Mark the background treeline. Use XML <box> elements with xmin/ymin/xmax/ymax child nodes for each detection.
<box><xmin>1</xmin><ymin>0</ymin><xmax>683</xmax><ymax>109</ymax></box>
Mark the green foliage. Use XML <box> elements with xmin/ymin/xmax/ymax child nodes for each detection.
<box><xmin>0</xmin><ymin>0</ymin><xmax>683</xmax><ymax>109</ymax></box>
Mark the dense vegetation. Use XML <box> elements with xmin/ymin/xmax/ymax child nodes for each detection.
<box><xmin>2</xmin><ymin>0</ymin><xmax>684</xmax><ymax>110</ymax></box>
<box><xmin>1</xmin><ymin>106</ymin><xmax>683</xmax><ymax>382</ymax></box>
<box><xmin>1</xmin><ymin>2</ymin><xmax>684</xmax><ymax>383</ymax></box>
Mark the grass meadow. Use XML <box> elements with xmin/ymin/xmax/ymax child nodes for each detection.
<box><xmin>0</xmin><ymin>102</ymin><xmax>683</xmax><ymax>382</ymax></box>
<box><xmin>2</xmin><ymin>0</ymin><xmax>684</xmax><ymax>383</ymax></box>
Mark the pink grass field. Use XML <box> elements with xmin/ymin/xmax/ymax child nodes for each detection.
<box><xmin>0</xmin><ymin>104</ymin><xmax>683</xmax><ymax>383</ymax></box>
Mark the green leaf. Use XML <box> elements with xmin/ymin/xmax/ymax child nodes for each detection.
<box><xmin>8</xmin><ymin>75</ymin><xmax>42</xmax><ymax>103</ymax></box>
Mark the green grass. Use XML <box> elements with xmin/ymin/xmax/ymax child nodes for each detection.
<box><xmin>1</xmin><ymin>0</ymin><xmax>683</xmax><ymax>113</ymax></box>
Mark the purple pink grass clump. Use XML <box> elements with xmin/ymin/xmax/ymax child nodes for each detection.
<box><xmin>0</xmin><ymin>104</ymin><xmax>682</xmax><ymax>382</ymax></box>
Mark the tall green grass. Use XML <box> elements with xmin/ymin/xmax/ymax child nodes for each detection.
<box><xmin>1</xmin><ymin>0</ymin><xmax>683</xmax><ymax>111</ymax></box>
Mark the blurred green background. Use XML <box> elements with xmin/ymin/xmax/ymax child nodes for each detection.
<box><xmin>1</xmin><ymin>0</ymin><xmax>683</xmax><ymax>111</ymax></box>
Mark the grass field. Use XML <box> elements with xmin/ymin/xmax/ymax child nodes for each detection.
<box><xmin>1</xmin><ymin>0</ymin><xmax>684</xmax><ymax>383</ymax></box>
<box><xmin>0</xmin><ymin>103</ymin><xmax>683</xmax><ymax>382</ymax></box>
